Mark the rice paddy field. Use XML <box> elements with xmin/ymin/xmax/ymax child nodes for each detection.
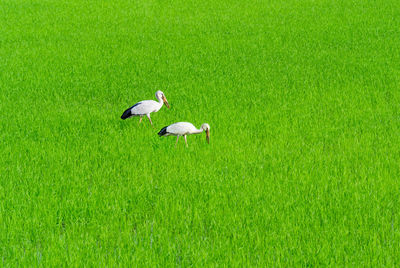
<box><xmin>1</xmin><ymin>0</ymin><xmax>400</xmax><ymax>265</ymax></box>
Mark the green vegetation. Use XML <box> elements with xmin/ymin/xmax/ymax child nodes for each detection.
<box><xmin>1</xmin><ymin>0</ymin><xmax>400</xmax><ymax>265</ymax></box>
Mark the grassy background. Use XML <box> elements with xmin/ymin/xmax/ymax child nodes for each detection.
<box><xmin>1</xmin><ymin>0</ymin><xmax>400</xmax><ymax>265</ymax></box>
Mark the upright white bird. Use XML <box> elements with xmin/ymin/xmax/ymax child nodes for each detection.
<box><xmin>158</xmin><ymin>122</ymin><xmax>210</xmax><ymax>147</ymax></box>
<box><xmin>121</xmin><ymin>90</ymin><xmax>170</xmax><ymax>125</ymax></box>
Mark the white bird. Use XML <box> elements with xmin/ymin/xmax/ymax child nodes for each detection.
<box><xmin>121</xmin><ymin>90</ymin><xmax>170</xmax><ymax>125</ymax></box>
<box><xmin>158</xmin><ymin>122</ymin><xmax>210</xmax><ymax>147</ymax></box>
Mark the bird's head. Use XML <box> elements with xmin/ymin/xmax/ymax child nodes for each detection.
<box><xmin>155</xmin><ymin>90</ymin><xmax>170</xmax><ymax>108</ymax></box>
<box><xmin>201</xmin><ymin>123</ymin><xmax>210</xmax><ymax>144</ymax></box>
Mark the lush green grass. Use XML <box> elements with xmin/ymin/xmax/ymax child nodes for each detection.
<box><xmin>1</xmin><ymin>0</ymin><xmax>400</xmax><ymax>265</ymax></box>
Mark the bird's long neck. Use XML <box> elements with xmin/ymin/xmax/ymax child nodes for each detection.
<box><xmin>193</xmin><ymin>128</ymin><xmax>204</xmax><ymax>134</ymax></box>
<box><xmin>156</xmin><ymin>95</ymin><xmax>163</xmax><ymax>104</ymax></box>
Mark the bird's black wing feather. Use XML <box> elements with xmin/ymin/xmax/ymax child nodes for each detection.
<box><xmin>158</xmin><ymin>126</ymin><xmax>169</xmax><ymax>136</ymax></box>
<box><xmin>120</xmin><ymin>102</ymin><xmax>141</xmax><ymax>119</ymax></box>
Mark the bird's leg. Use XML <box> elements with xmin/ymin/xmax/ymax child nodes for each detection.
<box><xmin>146</xmin><ymin>114</ymin><xmax>153</xmax><ymax>127</ymax></box>
<box><xmin>184</xmin><ymin>135</ymin><xmax>188</xmax><ymax>147</ymax></box>
<box><xmin>175</xmin><ymin>136</ymin><xmax>180</xmax><ymax>147</ymax></box>
<box><xmin>139</xmin><ymin>116</ymin><xmax>143</xmax><ymax>124</ymax></box>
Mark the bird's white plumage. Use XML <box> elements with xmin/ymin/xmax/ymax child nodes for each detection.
<box><xmin>158</xmin><ymin>122</ymin><xmax>210</xmax><ymax>146</ymax></box>
<box><xmin>121</xmin><ymin>90</ymin><xmax>169</xmax><ymax>125</ymax></box>
<box><xmin>130</xmin><ymin>100</ymin><xmax>163</xmax><ymax>115</ymax></box>
<box><xmin>165</xmin><ymin>122</ymin><xmax>200</xmax><ymax>136</ymax></box>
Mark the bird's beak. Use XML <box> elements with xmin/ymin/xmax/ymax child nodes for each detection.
<box><xmin>162</xmin><ymin>96</ymin><xmax>170</xmax><ymax>108</ymax></box>
<box><xmin>206</xmin><ymin>129</ymin><xmax>210</xmax><ymax>144</ymax></box>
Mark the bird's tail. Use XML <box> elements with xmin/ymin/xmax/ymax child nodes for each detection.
<box><xmin>158</xmin><ymin>126</ymin><xmax>168</xmax><ymax>136</ymax></box>
<box><xmin>120</xmin><ymin>109</ymin><xmax>131</xmax><ymax>120</ymax></box>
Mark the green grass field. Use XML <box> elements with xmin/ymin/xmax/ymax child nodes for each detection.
<box><xmin>1</xmin><ymin>0</ymin><xmax>400</xmax><ymax>265</ymax></box>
